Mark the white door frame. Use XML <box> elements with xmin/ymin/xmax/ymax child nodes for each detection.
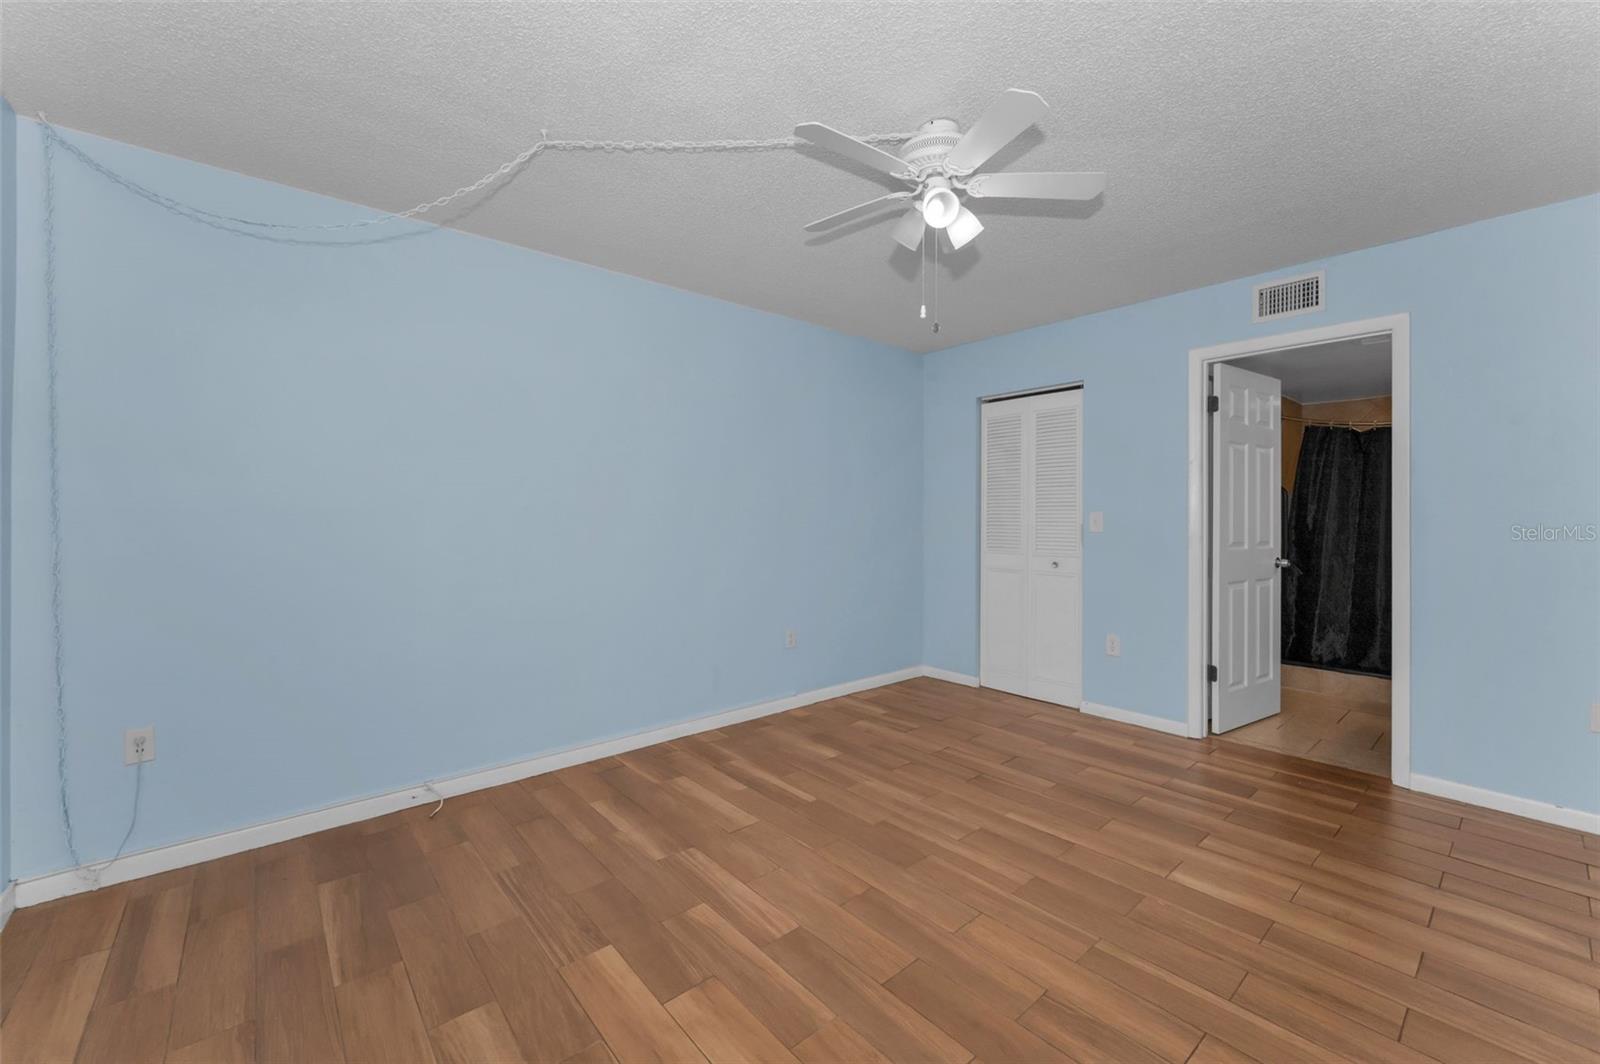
<box><xmin>1185</xmin><ymin>313</ymin><xmax>1411</xmax><ymax>787</ymax></box>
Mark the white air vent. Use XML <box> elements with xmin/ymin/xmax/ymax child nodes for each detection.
<box><xmin>1253</xmin><ymin>271</ymin><xmax>1324</xmax><ymax>322</ymax></box>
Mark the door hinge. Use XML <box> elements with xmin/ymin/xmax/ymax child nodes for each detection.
<box><xmin>1207</xmin><ymin>664</ymin><xmax>1218</xmax><ymax>683</ymax></box>
<box><xmin>1207</xmin><ymin>395</ymin><xmax>1220</xmax><ymax>414</ymax></box>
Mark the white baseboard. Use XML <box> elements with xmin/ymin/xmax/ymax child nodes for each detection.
<box><xmin>13</xmin><ymin>665</ymin><xmax>922</xmax><ymax>909</ymax></box>
<box><xmin>913</xmin><ymin>676</ymin><xmax>1193</xmax><ymax>740</ymax></box>
<box><xmin>1080</xmin><ymin>701</ymin><xmax>1192</xmax><ymax>737</ymax></box>
<box><xmin>1409</xmin><ymin>774</ymin><xmax>1600</xmax><ymax>834</ymax></box>
<box><xmin>0</xmin><ymin>883</ymin><xmax>14</xmax><ymax>931</ymax></box>
<box><xmin>919</xmin><ymin>666</ymin><xmax>979</xmax><ymax>687</ymax></box>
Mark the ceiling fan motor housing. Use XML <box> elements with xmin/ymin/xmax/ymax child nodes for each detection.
<box><xmin>899</xmin><ymin>118</ymin><xmax>963</xmax><ymax>176</ymax></box>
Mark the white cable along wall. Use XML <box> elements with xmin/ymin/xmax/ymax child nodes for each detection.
<box><xmin>35</xmin><ymin>115</ymin><xmax>912</xmax><ymax>888</ymax></box>
<box><xmin>41</xmin><ymin>118</ymin><xmax>912</xmax><ymax>242</ymax></box>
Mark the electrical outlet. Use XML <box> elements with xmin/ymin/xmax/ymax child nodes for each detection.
<box><xmin>124</xmin><ymin>726</ymin><xmax>155</xmax><ymax>765</ymax></box>
<box><xmin>1088</xmin><ymin>511</ymin><xmax>1104</xmax><ymax>533</ymax></box>
<box><xmin>785</xmin><ymin>630</ymin><xmax>798</xmax><ymax>649</ymax></box>
<box><xmin>1591</xmin><ymin>703</ymin><xmax>1600</xmax><ymax>734</ymax></box>
<box><xmin>1105</xmin><ymin>633</ymin><xmax>1121</xmax><ymax>657</ymax></box>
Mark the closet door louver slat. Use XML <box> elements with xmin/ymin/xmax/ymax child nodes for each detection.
<box><xmin>1032</xmin><ymin>406</ymin><xmax>1080</xmax><ymax>558</ymax></box>
<box><xmin>983</xmin><ymin>412</ymin><xmax>1024</xmax><ymax>555</ymax></box>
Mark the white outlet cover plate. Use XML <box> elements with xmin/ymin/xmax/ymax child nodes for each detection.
<box><xmin>1105</xmin><ymin>634</ymin><xmax>1121</xmax><ymax>657</ymax></box>
<box><xmin>124</xmin><ymin>726</ymin><xmax>155</xmax><ymax>764</ymax></box>
<box><xmin>1088</xmin><ymin>512</ymin><xmax>1104</xmax><ymax>533</ymax></box>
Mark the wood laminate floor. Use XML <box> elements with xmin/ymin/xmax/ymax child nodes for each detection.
<box><xmin>1222</xmin><ymin>666</ymin><xmax>1393</xmax><ymax>776</ymax></box>
<box><xmin>4</xmin><ymin>678</ymin><xmax>1598</xmax><ymax>1063</ymax></box>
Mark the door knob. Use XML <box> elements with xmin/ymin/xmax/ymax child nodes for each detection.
<box><xmin>1274</xmin><ymin>557</ymin><xmax>1292</xmax><ymax>569</ymax></box>
<box><xmin>1050</xmin><ymin>560</ymin><xmax>1059</xmax><ymax>568</ymax></box>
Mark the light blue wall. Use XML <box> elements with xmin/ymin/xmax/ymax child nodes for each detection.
<box><xmin>6</xmin><ymin>119</ymin><xmax>923</xmax><ymax>880</ymax></box>
<box><xmin>1</xmin><ymin>100</ymin><xmax>17</xmax><ymax>891</ymax></box>
<box><xmin>923</xmin><ymin>194</ymin><xmax>1600</xmax><ymax>815</ymax></box>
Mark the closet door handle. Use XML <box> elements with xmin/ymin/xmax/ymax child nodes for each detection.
<box><xmin>1274</xmin><ymin>557</ymin><xmax>1293</xmax><ymax>569</ymax></box>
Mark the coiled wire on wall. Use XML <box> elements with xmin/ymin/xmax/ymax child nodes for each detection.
<box><xmin>37</xmin><ymin>115</ymin><xmax>910</xmax><ymax>884</ymax></box>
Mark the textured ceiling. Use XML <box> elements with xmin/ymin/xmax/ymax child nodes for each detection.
<box><xmin>1228</xmin><ymin>337</ymin><xmax>1392</xmax><ymax>404</ymax></box>
<box><xmin>3</xmin><ymin>2</ymin><xmax>1597</xmax><ymax>352</ymax></box>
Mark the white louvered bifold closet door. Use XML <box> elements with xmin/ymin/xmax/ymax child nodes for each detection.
<box><xmin>1025</xmin><ymin>391</ymin><xmax>1084</xmax><ymax>706</ymax></box>
<box><xmin>980</xmin><ymin>404</ymin><xmax>1028</xmax><ymax>696</ymax></box>
<box><xmin>980</xmin><ymin>389</ymin><xmax>1083</xmax><ymax>707</ymax></box>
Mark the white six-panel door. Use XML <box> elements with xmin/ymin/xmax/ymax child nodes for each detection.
<box><xmin>980</xmin><ymin>390</ymin><xmax>1083</xmax><ymax>707</ymax></box>
<box><xmin>1210</xmin><ymin>363</ymin><xmax>1283</xmax><ymax>732</ymax></box>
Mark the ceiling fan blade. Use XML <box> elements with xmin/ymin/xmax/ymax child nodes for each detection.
<box><xmin>964</xmin><ymin>171</ymin><xmax>1107</xmax><ymax>200</ymax></box>
<box><xmin>803</xmin><ymin>191</ymin><xmax>912</xmax><ymax>231</ymax></box>
<box><xmin>942</xmin><ymin>89</ymin><xmax>1049</xmax><ymax>174</ymax></box>
<box><xmin>945</xmin><ymin>206</ymin><xmax>983</xmax><ymax>251</ymax></box>
<box><xmin>794</xmin><ymin>123</ymin><xmax>913</xmax><ymax>177</ymax></box>
<box><xmin>890</xmin><ymin>207</ymin><xmax>925</xmax><ymax>251</ymax></box>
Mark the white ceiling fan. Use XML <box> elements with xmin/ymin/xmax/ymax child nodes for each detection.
<box><xmin>796</xmin><ymin>89</ymin><xmax>1105</xmax><ymax>252</ymax></box>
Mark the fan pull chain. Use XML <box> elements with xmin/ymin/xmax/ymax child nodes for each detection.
<box><xmin>932</xmin><ymin>231</ymin><xmax>941</xmax><ymax>334</ymax></box>
<box><xmin>920</xmin><ymin>233</ymin><xmax>927</xmax><ymax>321</ymax></box>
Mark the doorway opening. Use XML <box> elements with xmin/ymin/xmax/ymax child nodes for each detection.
<box><xmin>1186</xmin><ymin>315</ymin><xmax>1411</xmax><ymax>784</ymax></box>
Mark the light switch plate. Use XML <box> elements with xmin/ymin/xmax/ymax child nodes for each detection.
<box><xmin>1591</xmin><ymin>703</ymin><xmax>1600</xmax><ymax>733</ymax></box>
<box><xmin>1088</xmin><ymin>511</ymin><xmax>1104</xmax><ymax>533</ymax></box>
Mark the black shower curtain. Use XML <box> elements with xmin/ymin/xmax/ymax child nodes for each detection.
<box><xmin>1283</xmin><ymin>426</ymin><xmax>1391</xmax><ymax>675</ymax></box>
